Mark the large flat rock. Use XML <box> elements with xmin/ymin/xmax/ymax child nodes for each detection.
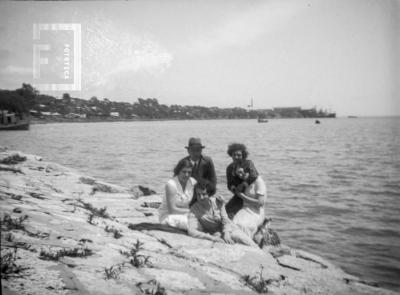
<box><xmin>0</xmin><ymin>148</ymin><xmax>396</xmax><ymax>295</ymax></box>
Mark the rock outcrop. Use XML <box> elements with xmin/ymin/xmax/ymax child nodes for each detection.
<box><xmin>0</xmin><ymin>149</ymin><xmax>396</xmax><ymax>295</ymax></box>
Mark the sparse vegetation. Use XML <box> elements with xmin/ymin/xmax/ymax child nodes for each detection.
<box><xmin>39</xmin><ymin>246</ymin><xmax>93</xmax><ymax>261</ymax></box>
<box><xmin>1</xmin><ymin>214</ymin><xmax>49</xmax><ymax>240</ymax></box>
<box><xmin>136</xmin><ymin>279</ymin><xmax>167</xmax><ymax>295</ymax></box>
<box><xmin>102</xmin><ymin>240</ymin><xmax>152</xmax><ymax>281</ymax></box>
<box><xmin>2</xmin><ymin>233</ymin><xmax>32</xmax><ymax>251</ymax></box>
<box><xmin>1</xmin><ymin>247</ymin><xmax>29</xmax><ymax>279</ymax></box>
<box><xmin>104</xmin><ymin>226</ymin><xmax>123</xmax><ymax>239</ymax></box>
<box><xmin>25</xmin><ymin>230</ymin><xmax>49</xmax><ymax>239</ymax></box>
<box><xmin>87</xmin><ymin>213</ymin><xmax>96</xmax><ymax>225</ymax></box>
<box><xmin>3</xmin><ymin>232</ymin><xmax>14</xmax><ymax>242</ymax></box>
<box><xmin>11</xmin><ymin>194</ymin><xmax>23</xmax><ymax>200</ymax></box>
<box><xmin>90</xmin><ymin>183</ymin><xmax>116</xmax><ymax>194</ymax></box>
<box><xmin>77</xmin><ymin>199</ymin><xmax>110</xmax><ymax>218</ymax></box>
<box><xmin>141</xmin><ymin>202</ymin><xmax>161</xmax><ymax>209</ymax></box>
<box><xmin>29</xmin><ymin>192</ymin><xmax>45</xmax><ymax>200</ymax></box>
<box><xmin>104</xmin><ymin>264</ymin><xmax>124</xmax><ymax>280</ymax></box>
<box><xmin>0</xmin><ymin>166</ymin><xmax>23</xmax><ymax>174</ymax></box>
<box><xmin>0</xmin><ymin>154</ymin><xmax>27</xmax><ymax>165</ymax></box>
<box><xmin>119</xmin><ymin>239</ymin><xmax>152</xmax><ymax>268</ymax></box>
<box><xmin>79</xmin><ymin>238</ymin><xmax>93</xmax><ymax>244</ymax></box>
<box><xmin>1</xmin><ymin>214</ymin><xmax>29</xmax><ymax>231</ymax></box>
<box><xmin>242</xmin><ymin>265</ymin><xmax>269</xmax><ymax>293</ymax></box>
<box><xmin>138</xmin><ymin>185</ymin><xmax>157</xmax><ymax>196</ymax></box>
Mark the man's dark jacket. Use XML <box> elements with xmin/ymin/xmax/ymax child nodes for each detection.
<box><xmin>182</xmin><ymin>155</ymin><xmax>217</xmax><ymax>195</ymax></box>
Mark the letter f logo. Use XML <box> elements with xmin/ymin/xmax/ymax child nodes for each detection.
<box><xmin>33</xmin><ymin>24</ymin><xmax>50</xmax><ymax>79</ymax></box>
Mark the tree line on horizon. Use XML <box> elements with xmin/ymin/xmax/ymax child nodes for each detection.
<box><xmin>0</xmin><ymin>83</ymin><xmax>260</xmax><ymax>120</ymax></box>
<box><xmin>0</xmin><ymin>83</ymin><xmax>334</xmax><ymax>120</ymax></box>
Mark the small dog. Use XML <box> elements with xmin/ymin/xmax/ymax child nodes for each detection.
<box><xmin>253</xmin><ymin>218</ymin><xmax>281</xmax><ymax>248</ymax></box>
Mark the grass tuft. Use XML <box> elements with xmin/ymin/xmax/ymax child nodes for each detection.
<box><xmin>0</xmin><ymin>154</ymin><xmax>27</xmax><ymax>165</ymax></box>
<box><xmin>242</xmin><ymin>265</ymin><xmax>269</xmax><ymax>293</ymax></box>
<box><xmin>104</xmin><ymin>264</ymin><xmax>124</xmax><ymax>280</ymax></box>
<box><xmin>1</xmin><ymin>214</ymin><xmax>29</xmax><ymax>231</ymax></box>
<box><xmin>104</xmin><ymin>226</ymin><xmax>123</xmax><ymax>239</ymax></box>
<box><xmin>136</xmin><ymin>279</ymin><xmax>167</xmax><ymax>295</ymax></box>
<box><xmin>77</xmin><ymin>199</ymin><xmax>110</xmax><ymax>218</ymax></box>
<box><xmin>119</xmin><ymin>239</ymin><xmax>151</xmax><ymax>268</ymax></box>
<box><xmin>4</xmin><ymin>232</ymin><xmax>14</xmax><ymax>242</ymax></box>
<box><xmin>39</xmin><ymin>246</ymin><xmax>93</xmax><ymax>261</ymax></box>
<box><xmin>87</xmin><ymin>213</ymin><xmax>96</xmax><ymax>225</ymax></box>
<box><xmin>1</xmin><ymin>247</ymin><xmax>29</xmax><ymax>279</ymax></box>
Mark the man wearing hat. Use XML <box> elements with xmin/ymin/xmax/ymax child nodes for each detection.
<box><xmin>181</xmin><ymin>137</ymin><xmax>217</xmax><ymax>195</ymax></box>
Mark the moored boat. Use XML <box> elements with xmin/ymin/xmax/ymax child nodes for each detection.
<box><xmin>0</xmin><ymin>110</ymin><xmax>30</xmax><ymax>131</ymax></box>
<box><xmin>257</xmin><ymin>117</ymin><xmax>268</xmax><ymax>123</ymax></box>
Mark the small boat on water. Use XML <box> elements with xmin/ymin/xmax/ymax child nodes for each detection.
<box><xmin>0</xmin><ymin>110</ymin><xmax>30</xmax><ymax>131</ymax></box>
<box><xmin>257</xmin><ymin>117</ymin><xmax>268</xmax><ymax>123</ymax></box>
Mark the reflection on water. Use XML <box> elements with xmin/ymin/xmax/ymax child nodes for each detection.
<box><xmin>2</xmin><ymin>118</ymin><xmax>400</xmax><ymax>291</ymax></box>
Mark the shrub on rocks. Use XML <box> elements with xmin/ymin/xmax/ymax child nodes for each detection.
<box><xmin>104</xmin><ymin>226</ymin><xmax>123</xmax><ymax>239</ymax></box>
<box><xmin>0</xmin><ymin>166</ymin><xmax>23</xmax><ymax>174</ymax></box>
<box><xmin>1</xmin><ymin>247</ymin><xmax>29</xmax><ymax>279</ymax></box>
<box><xmin>77</xmin><ymin>199</ymin><xmax>110</xmax><ymax>218</ymax></box>
<box><xmin>39</xmin><ymin>246</ymin><xmax>93</xmax><ymax>261</ymax></box>
<box><xmin>136</xmin><ymin>279</ymin><xmax>167</xmax><ymax>295</ymax></box>
<box><xmin>1</xmin><ymin>214</ymin><xmax>29</xmax><ymax>231</ymax></box>
<box><xmin>120</xmin><ymin>239</ymin><xmax>152</xmax><ymax>268</ymax></box>
<box><xmin>104</xmin><ymin>264</ymin><xmax>124</xmax><ymax>280</ymax></box>
<box><xmin>242</xmin><ymin>265</ymin><xmax>270</xmax><ymax>294</ymax></box>
<box><xmin>138</xmin><ymin>185</ymin><xmax>157</xmax><ymax>196</ymax></box>
<box><xmin>129</xmin><ymin>185</ymin><xmax>157</xmax><ymax>198</ymax></box>
<box><xmin>0</xmin><ymin>154</ymin><xmax>27</xmax><ymax>165</ymax></box>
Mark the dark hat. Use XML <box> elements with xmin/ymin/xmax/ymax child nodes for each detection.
<box><xmin>185</xmin><ymin>137</ymin><xmax>205</xmax><ymax>149</ymax></box>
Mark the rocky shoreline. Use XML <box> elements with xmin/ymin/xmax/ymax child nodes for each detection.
<box><xmin>0</xmin><ymin>148</ymin><xmax>395</xmax><ymax>295</ymax></box>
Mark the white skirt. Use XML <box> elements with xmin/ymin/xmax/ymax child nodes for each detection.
<box><xmin>233</xmin><ymin>206</ymin><xmax>265</xmax><ymax>238</ymax></box>
<box><xmin>159</xmin><ymin>213</ymin><xmax>189</xmax><ymax>231</ymax></box>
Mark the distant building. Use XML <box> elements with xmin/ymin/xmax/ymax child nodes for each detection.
<box><xmin>65</xmin><ymin>113</ymin><xmax>87</xmax><ymax>119</ymax></box>
<box><xmin>273</xmin><ymin>107</ymin><xmax>301</xmax><ymax>112</ymax></box>
<box><xmin>110</xmin><ymin>112</ymin><xmax>120</xmax><ymax>118</ymax></box>
<box><xmin>29</xmin><ymin>109</ymin><xmax>39</xmax><ymax>117</ymax></box>
<box><xmin>41</xmin><ymin>112</ymin><xmax>62</xmax><ymax>117</ymax></box>
<box><xmin>273</xmin><ymin>107</ymin><xmax>302</xmax><ymax>118</ymax></box>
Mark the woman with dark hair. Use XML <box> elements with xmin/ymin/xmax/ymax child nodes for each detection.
<box><xmin>158</xmin><ymin>158</ymin><xmax>196</xmax><ymax>230</ymax></box>
<box><xmin>187</xmin><ymin>178</ymin><xmax>257</xmax><ymax>246</ymax></box>
<box><xmin>232</xmin><ymin>163</ymin><xmax>266</xmax><ymax>239</ymax></box>
<box><xmin>225</xmin><ymin>143</ymin><xmax>259</xmax><ymax>219</ymax></box>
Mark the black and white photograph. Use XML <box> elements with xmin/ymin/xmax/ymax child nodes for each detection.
<box><xmin>1</xmin><ymin>0</ymin><xmax>399</xmax><ymax>294</ymax></box>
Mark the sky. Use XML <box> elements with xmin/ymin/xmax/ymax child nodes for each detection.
<box><xmin>0</xmin><ymin>0</ymin><xmax>399</xmax><ymax>117</ymax></box>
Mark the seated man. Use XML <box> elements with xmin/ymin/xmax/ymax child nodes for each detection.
<box><xmin>188</xmin><ymin>178</ymin><xmax>257</xmax><ymax>247</ymax></box>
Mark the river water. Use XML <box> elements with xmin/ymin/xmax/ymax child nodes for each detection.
<box><xmin>1</xmin><ymin>117</ymin><xmax>400</xmax><ymax>291</ymax></box>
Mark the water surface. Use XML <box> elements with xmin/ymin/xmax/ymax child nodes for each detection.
<box><xmin>1</xmin><ymin>117</ymin><xmax>399</xmax><ymax>291</ymax></box>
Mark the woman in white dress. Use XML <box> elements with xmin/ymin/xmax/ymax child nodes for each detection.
<box><xmin>232</xmin><ymin>163</ymin><xmax>266</xmax><ymax>239</ymax></box>
<box><xmin>158</xmin><ymin>158</ymin><xmax>196</xmax><ymax>230</ymax></box>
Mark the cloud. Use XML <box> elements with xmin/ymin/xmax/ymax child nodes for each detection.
<box><xmin>81</xmin><ymin>17</ymin><xmax>173</xmax><ymax>88</ymax></box>
<box><xmin>0</xmin><ymin>49</ymin><xmax>11</xmax><ymax>59</ymax></box>
<box><xmin>0</xmin><ymin>65</ymin><xmax>32</xmax><ymax>75</ymax></box>
<box><xmin>92</xmin><ymin>41</ymin><xmax>173</xmax><ymax>87</ymax></box>
<box><xmin>188</xmin><ymin>1</ymin><xmax>304</xmax><ymax>54</ymax></box>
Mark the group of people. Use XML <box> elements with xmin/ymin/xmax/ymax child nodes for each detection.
<box><xmin>158</xmin><ymin>137</ymin><xmax>267</xmax><ymax>247</ymax></box>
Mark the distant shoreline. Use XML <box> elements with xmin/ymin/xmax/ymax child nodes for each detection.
<box><xmin>30</xmin><ymin>117</ymin><xmax>343</xmax><ymax>125</ymax></box>
<box><xmin>30</xmin><ymin>116</ymin><xmax>400</xmax><ymax>125</ymax></box>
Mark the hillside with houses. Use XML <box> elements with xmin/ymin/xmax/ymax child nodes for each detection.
<box><xmin>1</xmin><ymin>84</ymin><xmax>335</xmax><ymax>122</ymax></box>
